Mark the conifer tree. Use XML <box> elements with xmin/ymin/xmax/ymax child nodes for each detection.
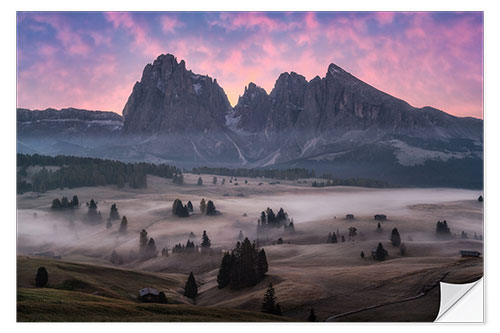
<box><xmin>187</xmin><ymin>201</ymin><xmax>193</xmax><ymax>212</ymax></box>
<box><xmin>119</xmin><ymin>216</ymin><xmax>128</xmax><ymax>234</ymax></box>
<box><xmin>201</xmin><ymin>230</ymin><xmax>211</xmax><ymax>251</ymax></box>
<box><xmin>260</xmin><ymin>211</ymin><xmax>267</xmax><ymax>225</ymax></box>
<box><xmin>200</xmin><ymin>198</ymin><xmax>206</xmax><ymax>213</ymax></box>
<box><xmin>61</xmin><ymin>197</ymin><xmax>70</xmax><ymax>208</ymax></box>
<box><xmin>391</xmin><ymin>228</ymin><xmax>401</xmax><ymax>246</ymax></box>
<box><xmin>35</xmin><ymin>267</ymin><xmax>48</xmax><ymax>287</ymax></box>
<box><xmin>331</xmin><ymin>233</ymin><xmax>338</xmax><ymax>243</ymax></box>
<box><xmin>106</xmin><ymin>218</ymin><xmax>112</xmax><ymax>229</ymax></box>
<box><xmin>217</xmin><ymin>252</ymin><xmax>233</xmax><ymax>289</ymax></box>
<box><xmin>308</xmin><ymin>308</ymin><xmax>317</xmax><ymax>322</ymax></box>
<box><xmin>256</xmin><ymin>248</ymin><xmax>269</xmax><ymax>280</ymax></box>
<box><xmin>377</xmin><ymin>222</ymin><xmax>382</xmax><ymax>233</ymax></box>
<box><xmin>261</xmin><ymin>283</ymin><xmax>277</xmax><ymax>314</ymax></box>
<box><xmin>197</xmin><ymin>177</ymin><xmax>203</xmax><ymax>186</ymax></box>
<box><xmin>375</xmin><ymin>242</ymin><xmax>388</xmax><ymax>261</ymax></box>
<box><xmin>71</xmin><ymin>195</ymin><xmax>79</xmax><ymax>207</ymax></box>
<box><xmin>206</xmin><ymin>200</ymin><xmax>216</xmax><ymax>215</ymax></box>
<box><xmin>139</xmin><ymin>229</ymin><xmax>148</xmax><ymax>253</ymax></box>
<box><xmin>51</xmin><ymin>198</ymin><xmax>62</xmax><ymax>209</ymax></box>
<box><xmin>146</xmin><ymin>238</ymin><xmax>157</xmax><ymax>258</ymax></box>
<box><xmin>213</xmin><ymin>176</ymin><xmax>217</xmax><ymax>184</ymax></box>
<box><xmin>360</xmin><ymin>251</ymin><xmax>365</xmax><ymax>258</ymax></box>
<box><xmin>109</xmin><ymin>203</ymin><xmax>120</xmax><ymax>220</ymax></box>
<box><xmin>184</xmin><ymin>272</ymin><xmax>198</xmax><ymax>299</ymax></box>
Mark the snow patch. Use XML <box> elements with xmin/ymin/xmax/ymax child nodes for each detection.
<box><xmin>262</xmin><ymin>149</ymin><xmax>281</xmax><ymax>167</ymax></box>
<box><xmin>225</xmin><ymin>134</ymin><xmax>247</xmax><ymax>165</ymax></box>
<box><xmin>309</xmin><ymin>151</ymin><xmax>349</xmax><ymax>161</ymax></box>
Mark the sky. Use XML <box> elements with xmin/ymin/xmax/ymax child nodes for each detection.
<box><xmin>17</xmin><ymin>12</ymin><xmax>483</xmax><ymax>118</ymax></box>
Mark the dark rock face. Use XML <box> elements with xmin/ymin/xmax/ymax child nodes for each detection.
<box><xmin>233</xmin><ymin>83</ymin><xmax>271</xmax><ymax>133</ymax></box>
<box><xmin>122</xmin><ymin>54</ymin><xmax>230</xmax><ymax>134</ymax></box>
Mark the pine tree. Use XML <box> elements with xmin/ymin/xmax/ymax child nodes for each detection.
<box><xmin>377</xmin><ymin>222</ymin><xmax>382</xmax><ymax>233</ymax></box>
<box><xmin>200</xmin><ymin>198</ymin><xmax>206</xmax><ymax>213</ymax></box>
<box><xmin>375</xmin><ymin>242</ymin><xmax>388</xmax><ymax>261</ymax></box>
<box><xmin>61</xmin><ymin>197</ymin><xmax>70</xmax><ymax>208</ymax></box>
<box><xmin>71</xmin><ymin>195</ymin><xmax>79</xmax><ymax>207</ymax></box>
<box><xmin>184</xmin><ymin>272</ymin><xmax>198</xmax><ymax>299</ymax></box>
<box><xmin>261</xmin><ymin>283</ymin><xmax>277</xmax><ymax>314</ymax></box>
<box><xmin>217</xmin><ymin>252</ymin><xmax>233</xmax><ymax>289</ymax></box>
<box><xmin>308</xmin><ymin>308</ymin><xmax>317</xmax><ymax>322</ymax></box>
<box><xmin>391</xmin><ymin>228</ymin><xmax>401</xmax><ymax>246</ymax></box>
<box><xmin>109</xmin><ymin>203</ymin><xmax>120</xmax><ymax>220</ymax></box>
<box><xmin>51</xmin><ymin>198</ymin><xmax>62</xmax><ymax>209</ymax></box>
<box><xmin>35</xmin><ymin>267</ymin><xmax>48</xmax><ymax>287</ymax></box>
<box><xmin>119</xmin><ymin>216</ymin><xmax>128</xmax><ymax>234</ymax></box>
<box><xmin>360</xmin><ymin>251</ymin><xmax>365</xmax><ymax>258</ymax></box>
<box><xmin>146</xmin><ymin>238</ymin><xmax>157</xmax><ymax>258</ymax></box>
<box><xmin>256</xmin><ymin>249</ymin><xmax>269</xmax><ymax>280</ymax></box>
<box><xmin>478</xmin><ymin>195</ymin><xmax>483</xmax><ymax>202</ymax></box>
<box><xmin>212</xmin><ymin>176</ymin><xmax>217</xmax><ymax>184</ymax></box>
<box><xmin>201</xmin><ymin>230</ymin><xmax>211</xmax><ymax>252</ymax></box>
<box><xmin>341</xmin><ymin>235</ymin><xmax>345</xmax><ymax>242</ymax></box>
<box><xmin>399</xmin><ymin>243</ymin><xmax>407</xmax><ymax>256</ymax></box>
<box><xmin>106</xmin><ymin>218</ymin><xmax>112</xmax><ymax>229</ymax></box>
<box><xmin>206</xmin><ymin>200</ymin><xmax>216</xmax><ymax>215</ymax></box>
<box><xmin>331</xmin><ymin>233</ymin><xmax>338</xmax><ymax>243</ymax></box>
<box><xmin>260</xmin><ymin>211</ymin><xmax>267</xmax><ymax>225</ymax></box>
<box><xmin>197</xmin><ymin>177</ymin><xmax>203</xmax><ymax>186</ymax></box>
<box><xmin>139</xmin><ymin>229</ymin><xmax>148</xmax><ymax>253</ymax></box>
<box><xmin>187</xmin><ymin>201</ymin><xmax>193</xmax><ymax>212</ymax></box>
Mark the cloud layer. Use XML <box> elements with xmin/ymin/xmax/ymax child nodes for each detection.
<box><xmin>17</xmin><ymin>12</ymin><xmax>483</xmax><ymax>118</ymax></box>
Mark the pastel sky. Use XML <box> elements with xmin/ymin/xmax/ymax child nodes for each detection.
<box><xmin>17</xmin><ymin>12</ymin><xmax>483</xmax><ymax>118</ymax></box>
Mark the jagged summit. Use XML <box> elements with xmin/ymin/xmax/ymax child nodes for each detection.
<box><xmin>122</xmin><ymin>54</ymin><xmax>231</xmax><ymax>134</ymax></box>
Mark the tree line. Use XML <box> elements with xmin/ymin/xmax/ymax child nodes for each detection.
<box><xmin>17</xmin><ymin>153</ymin><xmax>181</xmax><ymax>193</ymax></box>
<box><xmin>191</xmin><ymin>166</ymin><xmax>315</xmax><ymax>180</ymax></box>
<box><xmin>312</xmin><ymin>176</ymin><xmax>392</xmax><ymax>188</ymax></box>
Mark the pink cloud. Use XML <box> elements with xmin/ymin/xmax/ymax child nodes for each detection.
<box><xmin>160</xmin><ymin>15</ymin><xmax>184</xmax><ymax>33</ymax></box>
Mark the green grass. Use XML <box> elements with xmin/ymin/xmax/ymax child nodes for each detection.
<box><xmin>17</xmin><ymin>256</ymin><xmax>292</xmax><ymax>322</ymax></box>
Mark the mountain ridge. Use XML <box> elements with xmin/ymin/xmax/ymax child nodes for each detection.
<box><xmin>16</xmin><ymin>53</ymin><xmax>483</xmax><ymax>188</ymax></box>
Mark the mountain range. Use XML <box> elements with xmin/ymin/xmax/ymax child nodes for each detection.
<box><xmin>17</xmin><ymin>54</ymin><xmax>483</xmax><ymax>188</ymax></box>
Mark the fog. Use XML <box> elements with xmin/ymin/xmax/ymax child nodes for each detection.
<box><xmin>16</xmin><ymin>177</ymin><xmax>483</xmax><ymax>272</ymax></box>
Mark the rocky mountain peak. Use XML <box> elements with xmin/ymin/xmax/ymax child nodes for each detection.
<box><xmin>122</xmin><ymin>54</ymin><xmax>231</xmax><ymax>134</ymax></box>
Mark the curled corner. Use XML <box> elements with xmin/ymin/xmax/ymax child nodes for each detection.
<box><xmin>435</xmin><ymin>278</ymin><xmax>484</xmax><ymax>322</ymax></box>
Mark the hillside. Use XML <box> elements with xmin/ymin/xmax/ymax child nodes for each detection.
<box><xmin>17</xmin><ymin>256</ymin><xmax>291</xmax><ymax>322</ymax></box>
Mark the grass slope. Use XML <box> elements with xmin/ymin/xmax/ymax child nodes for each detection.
<box><xmin>17</xmin><ymin>256</ymin><xmax>291</xmax><ymax>322</ymax></box>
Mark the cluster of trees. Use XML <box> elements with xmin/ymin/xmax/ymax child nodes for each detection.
<box><xmin>261</xmin><ymin>283</ymin><xmax>282</xmax><ymax>316</ymax></box>
<box><xmin>139</xmin><ymin>229</ymin><xmax>157</xmax><ymax>259</ymax></box>
<box><xmin>172</xmin><ymin>199</ymin><xmax>191</xmax><ymax>217</ymax></box>
<box><xmin>172</xmin><ymin>231</ymin><xmax>212</xmax><ymax>254</ymax></box>
<box><xmin>172</xmin><ymin>198</ymin><xmax>216</xmax><ymax>217</ymax></box>
<box><xmin>200</xmin><ymin>198</ymin><xmax>217</xmax><ymax>215</ymax></box>
<box><xmin>312</xmin><ymin>177</ymin><xmax>392</xmax><ymax>189</ymax></box>
<box><xmin>217</xmin><ymin>238</ymin><xmax>269</xmax><ymax>289</ymax></box>
<box><xmin>172</xmin><ymin>240</ymin><xmax>199</xmax><ymax>254</ymax></box>
<box><xmin>85</xmin><ymin>199</ymin><xmax>102</xmax><ymax>224</ymax></box>
<box><xmin>17</xmin><ymin>153</ymin><xmax>182</xmax><ymax>193</ymax></box>
<box><xmin>51</xmin><ymin>195</ymin><xmax>79</xmax><ymax>210</ymax></box>
<box><xmin>258</xmin><ymin>208</ymin><xmax>292</xmax><ymax>229</ymax></box>
<box><xmin>172</xmin><ymin>173</ymin><xmax>184</xmax><ymax>184</ymax></box>
<box><xmin>35</xmin><ymin>267</ymin><xmax>48</xmax><ymax>287</ymax></box>
<box><xmin>191</xmin><ymin>166</ymin><xmax>315</xmax><ymax>180</ymax></box>
<box><xmin>436</xmin><ymin>220</ymin><xmax>452</xmax><ymax>238</ymax></box>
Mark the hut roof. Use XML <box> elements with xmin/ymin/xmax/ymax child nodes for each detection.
<box><xmin>139</xmin><ymin>287</ymin><xmax>159</xmax><ymax>297</ymax></box>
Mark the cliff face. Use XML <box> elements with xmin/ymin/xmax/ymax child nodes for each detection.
<box><xmin>122</xmin><ymin>54</ymin><xmax>231</xmax><ymax>134</ymax></box>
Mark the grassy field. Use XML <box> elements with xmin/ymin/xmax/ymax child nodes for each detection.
<box><xmin>17</xmin><ymin>256</ymin><xmax>291</xmax><ymax>322</ymax></box>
